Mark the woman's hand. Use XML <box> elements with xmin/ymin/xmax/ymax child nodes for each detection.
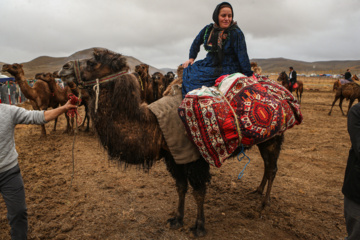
<box><xmin>182</xmin><ymin>58</ymin><xmax>195</xmax><ymax>68</ymax></box>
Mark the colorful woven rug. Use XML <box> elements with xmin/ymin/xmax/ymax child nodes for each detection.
<box><xmin>178</xmin><ymin>73</ymin><xmax>302</xmax><ymax>167</ymax></box>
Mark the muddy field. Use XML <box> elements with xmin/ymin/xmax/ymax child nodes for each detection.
<box><xmin>0</xmin><ymin>87</ymin><xmax>352</xmax><ymax>239</ymax></box>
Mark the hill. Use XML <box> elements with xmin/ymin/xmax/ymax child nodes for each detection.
<box><xmin>1</xmin><ymin>48</ymin><xmax>168</xmax><ymax>79</ymax></box>
<box><xmin>1</xmin><ymin>48</ymin><xmax>360</xmax><ymax>79</ymax></box>
<box><xmin>251</xmin><ymin>57</ymin><xmax>360</xmax><ymax>75</ymax></box>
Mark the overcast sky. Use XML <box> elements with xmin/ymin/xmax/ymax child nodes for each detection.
<box><xmin>1</xmin><ymin>0</ymin><xmax>360</xmax><ymax>69</ymax></box>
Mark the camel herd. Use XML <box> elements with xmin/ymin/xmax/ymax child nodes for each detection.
<box><xmin>1</xmin><ymin>62</ymin><xmax>175</xmax><ymax>137</ymax></box>
<box><xmin>1</xmin><ymin>51</ymin><xmax>359</xmax><ymax>237</ymax></box>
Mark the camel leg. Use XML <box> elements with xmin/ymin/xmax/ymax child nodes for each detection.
<box><xmin>256</xmin><ymin>134</ymin><xmax>283</xmax><ymax>209</ymax></box>
<box><xmin>63</xmin><ymin>113</ymin><xmax>71</xmax><ymax>134</ymax></box>
<box><xmin>338</xmin><ymin>97</ymin><xmax>346</xmax><ymax>116</ymax></box>
<box><xmin>188</xmin><ymin>158</ymin><xmax>210</xmax><ymax>237</ymax></box>
<box><xmin>164</xmin><ymin>151</ymin><xmax>210</xmax><ymax>237</ymax></box>
<box><xmin>328</xmin><ymin>96</ymin><xmax>340</xmax><ymax>115</ymax></box>
<box><xmin>52</xmin><ymin>117</ymin><xmax>58</xmax><ymax>132</ymax></box>
<box><xmin>347</xmin><ymin>99</ymin><xmax>355</xmax><ymax>116</ymax></box>
<box><xmin>164</xmin><ymin>153</ymin><xmax>188</xmax><ymax>230</ymax></box>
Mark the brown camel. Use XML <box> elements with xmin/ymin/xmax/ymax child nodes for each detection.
<box><xmin>164</xmin><ymin>71</ymin><xmax>175</xmax><ymax>89</ymax></box>
<box><xmin>52</xmin><ymin>70</ymin><xmax>91</xmax><ymax>132</ymax></box>
<box><xmin>251</xmin><ymin>62</ymin><xmax>262</xmax><ymax>75</ymax></box>
<box><xmin>2</xmin><ymin>64</ymin><xmax>53</xmax><ymax>137</ymax></box>
<box><xmin>152</xmin><ymin>72</ymin><xmax>166</xmax><ymax>100</ymax></box>
<box><xmin>277</xmin><ymin>71</ymin><xmax>304</xmax><ymax>103</ymax></box>
<box><xmin>134</xmin><ymin>64</ymin><xmax>154</xmax><ymax>103</ymax></box>
<box><xmin>333</xmin><ymin>74</ymin><xmax>359</xmax><ymax>92</ymax></box>
<box><xmin>328</xmin><ymin>82</ymin><xmax>360</xmax><ymax>116</ymax></box>
<box><xmin>36</xmin><ymin>72</ymin><xmax>74</xmax><ymax>133</ymax></box>
<box><xmin>58</xmin><ymin>48</ymin><xmax>284</xmax><ymax>237</ymax></box>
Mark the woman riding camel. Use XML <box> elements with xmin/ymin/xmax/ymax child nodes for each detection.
<box><xmin>181</xmin><ymin>2</ymin><xmax>253</xmax><ymax>97</ymax></box>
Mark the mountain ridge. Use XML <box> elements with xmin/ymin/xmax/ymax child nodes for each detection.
<box><xmin>1</xmin><ymin>48</ymin><xmax>360</xmax><ymax>78</ymax></box>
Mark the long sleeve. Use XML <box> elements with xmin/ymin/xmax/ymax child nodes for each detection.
<box><xmin>189</xmin><ymin>25</ymin><xmax>208</xmax><ymax>60</ymax></box>
<box><xmin>232</xmin><ymin>29</ymin><xmax>253</xmax><ymax>76</ymax></box>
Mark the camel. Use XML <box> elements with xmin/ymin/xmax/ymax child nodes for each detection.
<box><xmin>328</xmin><ymin>82</ymin><xmax>360</xmax><ymax>116</ymax></box>
<box><xmin>134</xmin><ymin>64</ymin><xmax>154</xmax><ymax>103</ymax></box>
<box><xmin>152</xmin><ymin>72</ymin><xmax>166</xmax><ymax>100</ymax></box>
<box><xmin>58</xmin><ymin>48</ymin><xmax>284</xmax><ymax>237</ymax></box>
<box><xmin>333</xmin><ymin>74</ymin><xmax>359</xmax><ymax>92</ymax></box>
<box><xmin>251</xmin><ymin>62</ymin><xmax>262</xmax><ymax>75</ymax></box>
<box><xmin>36</xmin><ymin>72</ymin><xmax>74</xmax><ymax>133</ymax></box>
<box><xmin>2</xmin><ymin>64</ymin><xmax>53</xmax><ymax>137</ymax></box>
<box><xmin>164</xmin><ymin>71</ymin><xmax>176</xmax><ymax>89</ymax></box>
<box><xmin>52</xmin><ymin>71</ymin><xmax>91</xmax><ymax>132</ymax></box>
<box><xmin>277</xmin><ymin>71</ymin><xmax>304</xmax><ymax>103</ymax></box>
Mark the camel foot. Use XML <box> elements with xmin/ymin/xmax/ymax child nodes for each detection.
<box><xmin>250</xmin><ymin>188</ymin><xmax>263</xmax><ymax>195</ymax></box>
<box><xmin>190</xmin><ymin>222</ymin><xmax>207</xmax><ymax>237</ymax></box>
<box><xmin>167</xmin><ymin>217</ymin><xmax>183</xmax><ymax>229</ymax></box>
<box><xmin>39</xmin><ymin>135</ymin><xmax>47</xmax><ymax>139</ymax></box>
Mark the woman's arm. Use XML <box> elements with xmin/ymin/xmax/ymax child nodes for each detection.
<box><xmin>44</xmin><ymin>100</ymin><xmax>77</xmax><ymax>122</ymax></box>
<box><xmin>183</xmin><ymin>25</ymin><xmax>208</xmax><ymax>68</ymax></box>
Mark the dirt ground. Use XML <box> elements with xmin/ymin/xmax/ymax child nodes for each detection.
<box><xmin>0</xmin><ymin>87</ymin><xmax>351</xmax><ymax>240</ymax></box>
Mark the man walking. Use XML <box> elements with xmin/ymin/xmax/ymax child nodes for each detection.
<box><xmin>0</xmin><ymin>100</ymin><xmax>77</xmax><ymax>239</ymax></box>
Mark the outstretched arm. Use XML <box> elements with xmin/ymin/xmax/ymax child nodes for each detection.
<box><xmin>44</xmin><ymin>100</ymin><xmax>77</xmax><ymax>122</ymax></box>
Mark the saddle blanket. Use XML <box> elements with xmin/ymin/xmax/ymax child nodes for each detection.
<box><xmin>148</xmin><ymin>84</ymin><xmax>200</xmax><ymax>165</ymax></box>
<box><xmin>178</xmin><ymin>73</ymin><xmax>302</xmax><ymax>167</ymax></box>
<box><xmin>340</xmin><ymin>79</ymin><xmax>352</xmax><ymax>85</ymax></box>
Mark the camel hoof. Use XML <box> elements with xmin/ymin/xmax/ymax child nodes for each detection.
<box><xmin>190</xmin><ymin>224</ymin><xmax>207</xmax><ymax>237</ymax></box>
<box><xmin>250</xmin><ymin>189</ymin><xmax>262</xmax><ymax>195</ymax></box>
<box><xmin>167</xmin><ymin>217</ymin><xmax>183</xmax><ymax>229</ymax></box>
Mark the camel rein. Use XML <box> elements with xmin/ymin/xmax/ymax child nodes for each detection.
<box><xmin>73</xmin><ymin>60</ymin><xmax>128</xmax><ymax>113</ymax></box>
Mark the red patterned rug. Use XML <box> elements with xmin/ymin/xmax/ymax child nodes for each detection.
<box><xmin>178</xmin><ymin>73</ymin><xmax>302</xmax><ymax>167</ymax></box>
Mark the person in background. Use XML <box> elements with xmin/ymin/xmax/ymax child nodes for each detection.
<box><xmin>9</xmin><ymin>81</ymin><xmax>17</xmax><ymax>105</ymax></box>
<box><xmin>289</xmin><ymin>66</ymin><xmax>297</xmax><ymax>92</ymax></box>
<box><xmin>0</xmin><ymin>100</ymin><xmax>77</xmax><ymax>240</ymax></box>
<box><xmin>345</xmin><ymin>69</ymin><xmax>352</xmax><ymax>82</ymax></box>
<box><xmin>342</xmin><ymin>102</ymin><xmax>360</xmax><ymax>240</ymax></box>
<box><xmin>1</xmin><ymin>81</ymin><xmax>9</xmax><ymax>104</ymax></box>
<box><xmin>181</xmin><ymin>2</ymin><xmax>253</xmax><ymax>97</ymax></box>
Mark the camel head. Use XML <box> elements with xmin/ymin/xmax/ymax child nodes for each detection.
<box><xmin>52</xmin><ymin>71</ymin><xmax>60</xmax><ymax>78</ymax></box>
<box><xmin>165</xmin><ymin>71</ymin><xmax>175</xmax><ymax>83</ymax></box>
<box><xmin>59</xmin><ymin>48</ymin><xmax>129</xmax><ymax>87</ymax></box>
<box><xmin>35</xmin><ymin>72</ymin><xmax>45</xmax><ymax>80</ymax></box>
<box><xmin>1</xmin><ymin>63</ymin><xmax>24</xmax><ymax>77</ymax></box>
<box><xmin>353</xmin><ymin>74</ymin><xmax>359</xmax><ymax>81</ymax></box>
<box><xmin>36</xmin><ymin>72</ymin><xmax>54</xmax><ymax>83</ymax></box>
<box><xmin>251</xmin><ymin>62</ymin><xmax>262</xmax><ymax>75</ymax></box>
<box><xmin>135</xmin><ymin>64</ymin><xmax>149</xmax><ymax>79</ymax></box>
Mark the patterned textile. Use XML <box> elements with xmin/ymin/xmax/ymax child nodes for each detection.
<box><xmin>178</xmin><ymin>73</ymin><xmax>302</xmax><ymax>167</ymax></box>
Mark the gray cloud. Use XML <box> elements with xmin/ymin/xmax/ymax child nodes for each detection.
<box><xmin>1</xmin><ymin>0</ymin><xmax>359</xmax><ymax>69</ymax></box>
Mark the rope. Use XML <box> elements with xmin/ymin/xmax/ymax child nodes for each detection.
<box><xmin>215</xmin><ymin>87</ymin><xmax>242</xmax><ymax>144</ymax></box>
<box><xmin>65</xmin><ymin>93</ymin><xmax>81</xmax><ymax>196</ymax></box>
<box><xmin>237</xmin><ymin>145</ymin><xmax>251</xmax><ymax>179</ymax></box>
<box><xmin>93</xmin><ymin>78</ymin><xmax>100</xmax><ymax>113</ymax></box>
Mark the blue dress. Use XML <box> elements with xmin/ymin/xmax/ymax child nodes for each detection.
<box><xmin>182</xmin><ymin>24</ymin><xmax>253</xmax><ymax>97</ymax></box>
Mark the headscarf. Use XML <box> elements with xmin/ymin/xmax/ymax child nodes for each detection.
<box><xmin>206</xmin><ymin>2</ymin><xmax>239</xmax><ymax>66</ymax></box>
<box><xmin>212</xmin><ymin>2</ymin><xmax>234</xmax><ymax>26</ymax></box>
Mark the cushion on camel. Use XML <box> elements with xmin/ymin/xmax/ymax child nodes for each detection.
<box><xmin>178</xmin><ymin>73</ymin><xmax>302</xmax><ymax>167</ymax></box>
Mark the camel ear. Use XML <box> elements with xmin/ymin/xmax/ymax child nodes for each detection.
<box><xmin>20</xmin><ymin>64</ymin><xmax>23</xmax><ymax>67</ymax></box>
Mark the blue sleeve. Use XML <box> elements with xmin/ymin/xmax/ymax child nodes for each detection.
<box><xmin>189</xmin><ymin>25</ymin><xmax>208</xmax><ymax>60</ymax></box>
<box><xmin>232</xmin><ymin>29</ymin><xmax>253</xmax><ymax>76</ymax></box>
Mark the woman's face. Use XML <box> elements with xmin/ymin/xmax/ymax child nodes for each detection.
<box><xmin>218</xmin><ymin>7</ymin><xmax>232</xmax><ymax>28</ymax></box>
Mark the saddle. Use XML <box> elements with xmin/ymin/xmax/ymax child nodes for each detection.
<box><xmin>178</xmin><ymin>74</ymin><xmax>302</xmax><ymax>167</ymax></box>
